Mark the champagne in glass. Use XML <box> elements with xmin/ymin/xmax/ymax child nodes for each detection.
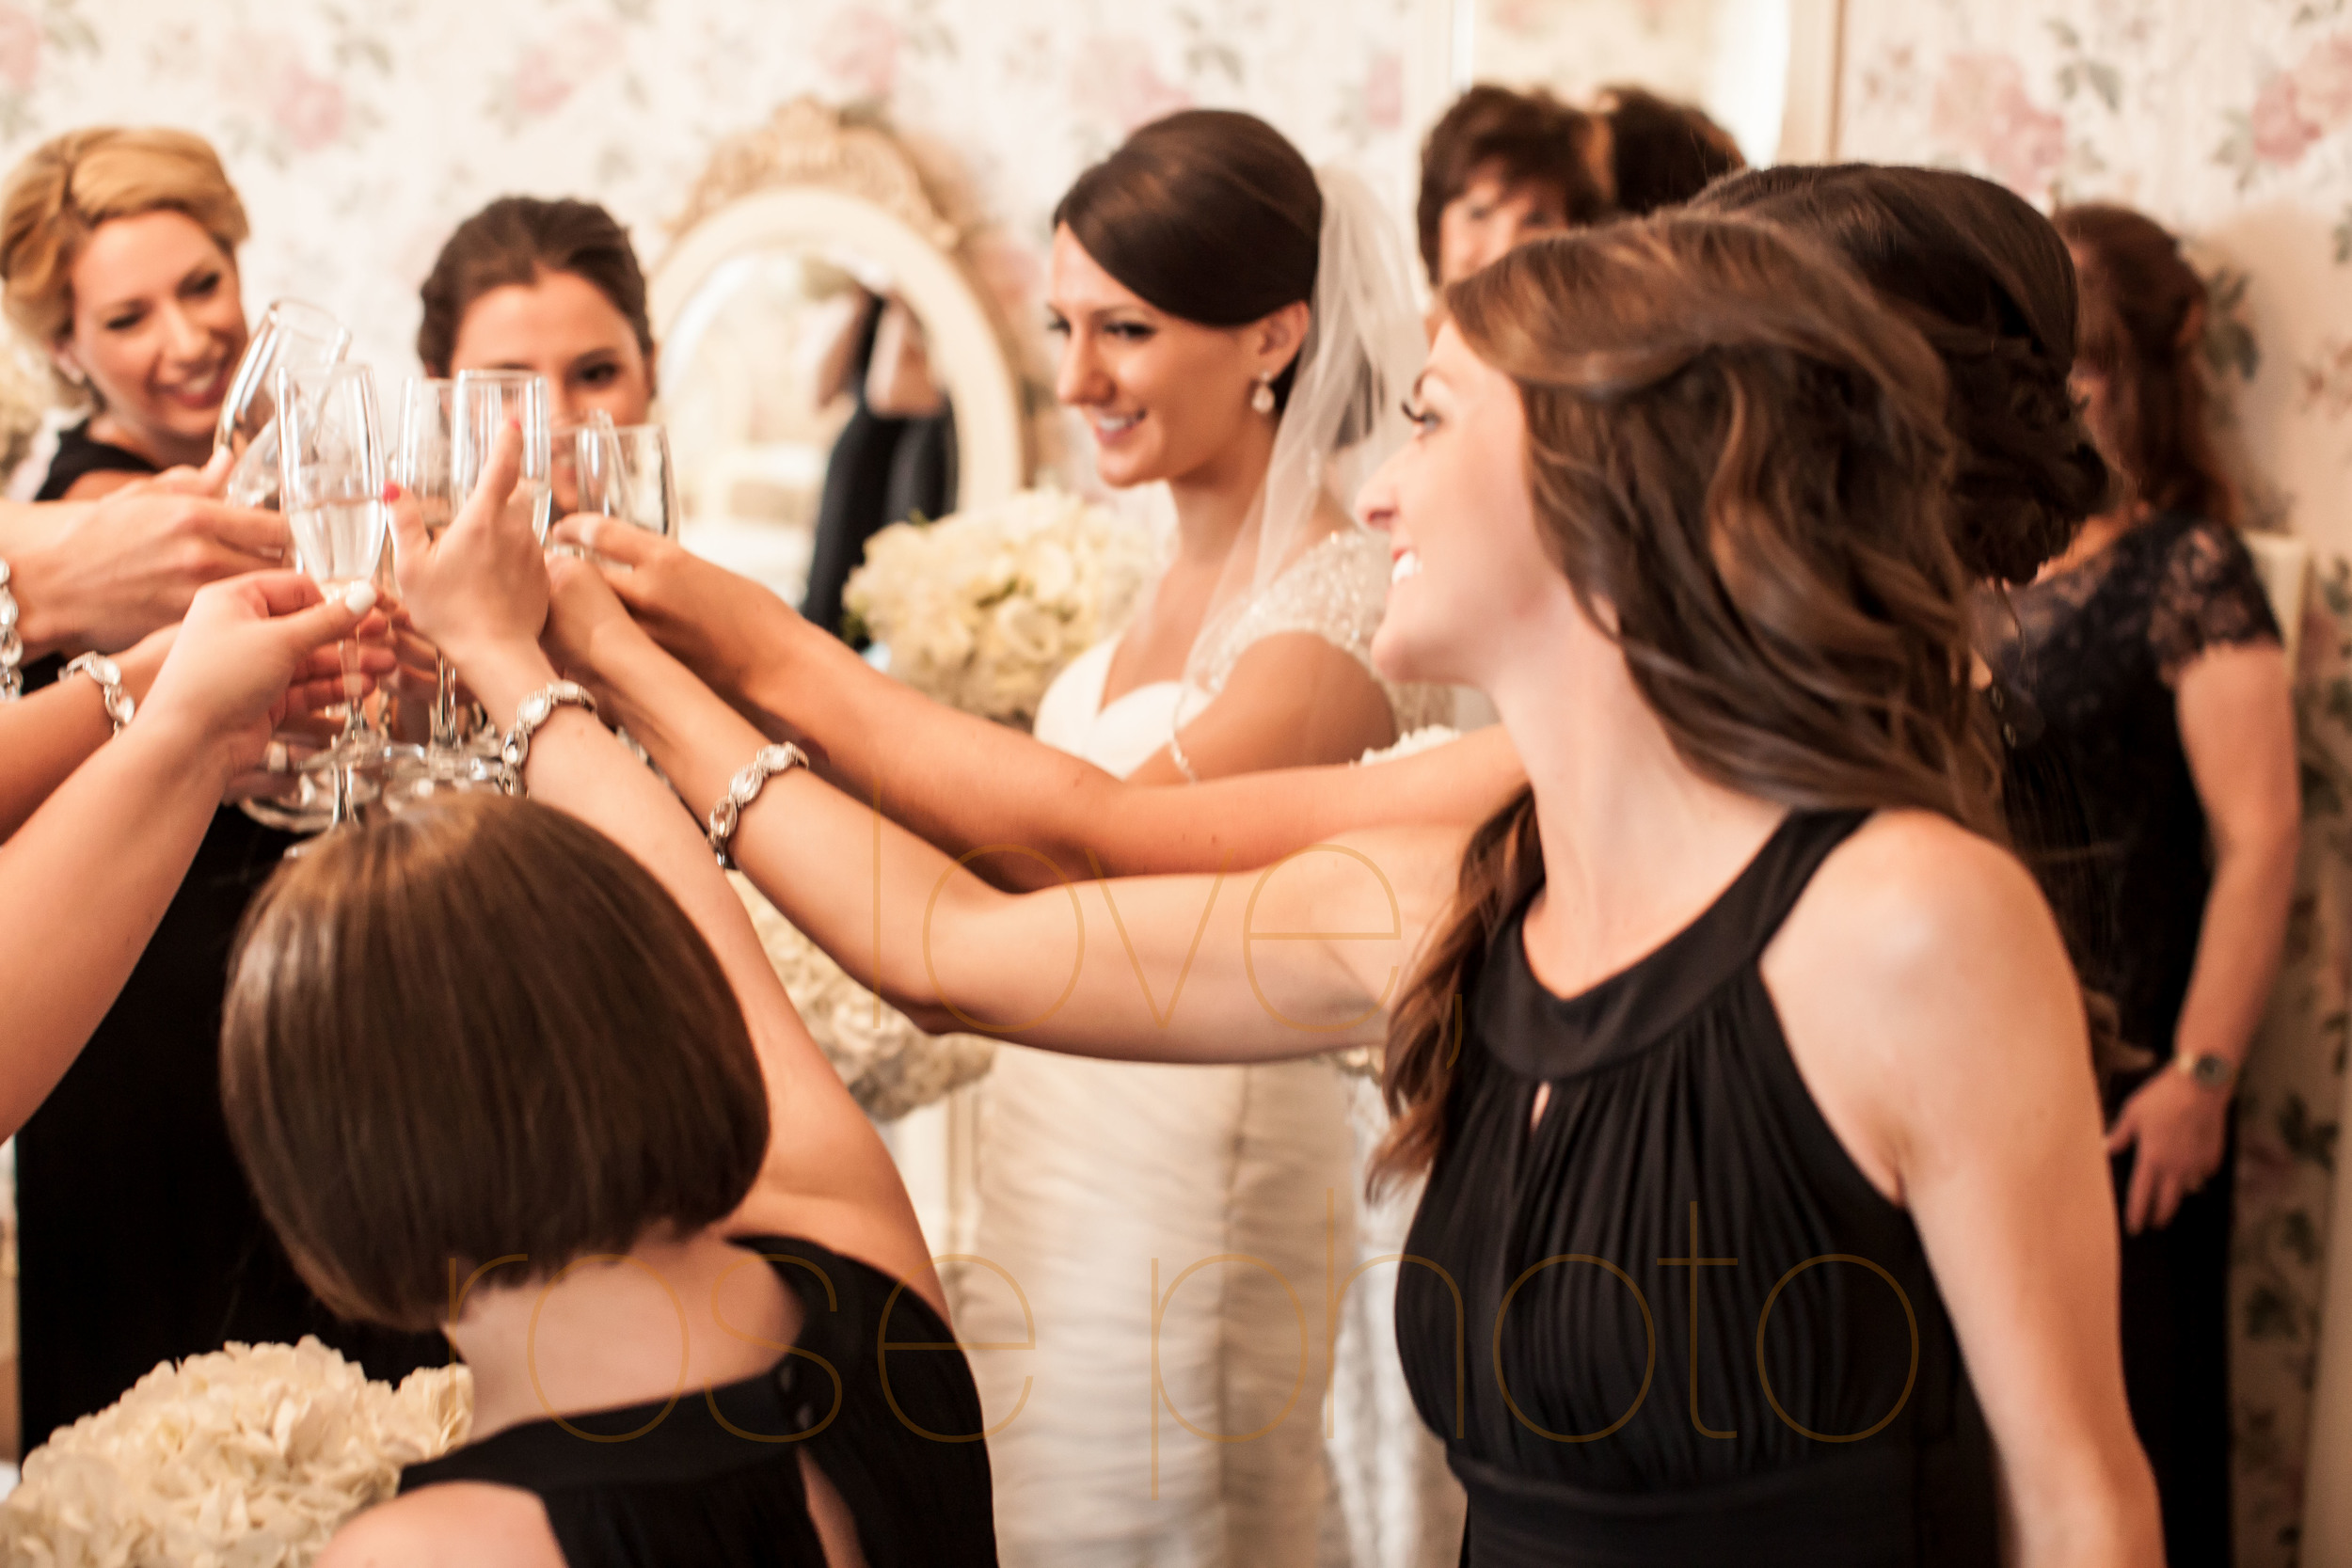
<box><xmin>389</xmin><ymin>376</ymin><xmax>493</xmax><ymax>780</ymax></box>
<box><xmin>278</xmin><ymin>363</ymin><xmax>388</xmax><ymax>838</ymax></box>
<box><xmin>217</xmin><ymin>300</ymin><xmax>351</xmax><ymax>509</ymax></box>
<box><xmin>453</xmin><ymin>370</ymin><xmax>552</xmax><ymax>543</ymax></box>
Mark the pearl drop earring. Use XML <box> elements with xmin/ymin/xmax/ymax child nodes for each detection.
<box><xmin>1250</xmin><ymin>373</ymin><xmax>1276</xmax><ymax>415</ymax></box>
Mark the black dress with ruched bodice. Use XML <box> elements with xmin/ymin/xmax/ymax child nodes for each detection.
<box><xmin>1397</xmin><ymin>810</ymin><xmax>1998</xmax><ymax>1567</ymax></box>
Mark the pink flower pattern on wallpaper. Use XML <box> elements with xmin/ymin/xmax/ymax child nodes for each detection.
<box><xmin>1067</xmin><ymin>34</ymin><xmax>1192</xmax><ymax>137</ymax></box>
<box><xmin>0</xmin><ymin>4</ymin><xmax>40</xmax><ymax>92</ymax></box>
<box><xmin>817</xmin><ymin>6</ymin><xmax>899</xmax><ymax>102</ymax></box>
<box><xmin>1362</xmin><ymin>50</ymin><xmax>1404</xmax><ymax>132</ymax></box>
<box><xmin>2246</xmin><ymin>33</ymin><xmax>2352</xmax><ymax>169</ymax></box>
<box><xmin>1928</xmin><ymin>50</ymin><xmax>2065</xmax><ymax>200</ymax></box>
<box><xmin>269</xmin><ymin>57</ymin><xmax>345</xmax><ymax>152</ymax></box>
<box><xmin>507</xmin><ymin>23</ymin><xmax>624</xmax><ymax>120</ymax></box>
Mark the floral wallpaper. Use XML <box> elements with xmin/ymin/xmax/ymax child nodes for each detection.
<box><xmin>0</xmin><ymin>0</ymin><xmax>1422</xmax><ymax>381</ymax></box>
<box><xmin>1842</xmin><ymin>5</ymin><xmax>2352</xmax><ymax>1562</ymax></box>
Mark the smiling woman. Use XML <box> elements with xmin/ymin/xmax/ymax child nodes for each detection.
<box><xmin>416</xmin><ymin>195</ymin><xmax>655</xmax><ymax>428</ymax></box>
<box><xmin>0</xmin><ymin>127</ymin><xmax>252</xmax><ymax>499</ymax></box>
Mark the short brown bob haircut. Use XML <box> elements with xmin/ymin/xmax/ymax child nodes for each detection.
<box><xmin>1416</xmin><ymin>85</ymin><xmax>1613</xmax><ymax>286</ymax></box>
<box><xmin>221</xmin><ymin>793</ymin><xmax>771</xmax><ymax>1334</ymax></box>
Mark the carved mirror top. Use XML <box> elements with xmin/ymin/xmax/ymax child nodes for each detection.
<box><xmin>668</xmin><ymin>98</ymin><xmax>962</xmax><ymax>252</ymax></box>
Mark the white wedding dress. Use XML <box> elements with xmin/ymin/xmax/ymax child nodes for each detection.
<box><xmin>956</xmin><ymin>530</ymin><xmax>1439</xmax><ymax>1568</ymax></box>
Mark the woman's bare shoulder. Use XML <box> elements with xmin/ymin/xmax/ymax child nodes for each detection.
<box><xmin>318</xmin><ymin>1483</ymin><xmax>562</xmax><ymax>1568</ymax></box>
<box><xmin>1766</xmin><ymin>809</ymin><xmax>2091</xmax><ymax>1199</ymax></box>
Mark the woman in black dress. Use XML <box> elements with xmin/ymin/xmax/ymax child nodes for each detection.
<box><xmin>0</xmin><ymin>127</ymin><xmax>440</xmax><ymax>1443</ymax></box>
<box><xmin>546</xmin><ymin>213</ymin><xmax>2163</xmax><ymax>1562</ymax></box>
<box><xmin>225</xmin><ymin>431</ymin><xmax>992</xmax><ymax>1566</ymax></box>
<box><xmin>1982</xmin><ymin>203</ymin><xmax>2300</xmax><ymax>1568</ymax></box>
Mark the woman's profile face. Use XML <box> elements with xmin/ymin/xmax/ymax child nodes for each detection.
<box><xmin>1359</xmin><ymin>324</ymin><xmax>1566</xmax><ymax>689</ymax></box>
<box><xmin>1046</xmin><ymin>225</ymin><xmax>1293</xmax><ymax>491</ymax></box>
<box><xmin>1438</xmin><ymin>163</ymin><xmax>1569</xmax><ymax>287</ymax></box>
<box><xmin>448</xmin><ymin>268</ymin><xmax>654</xmax><ymax>427</ymax></box>
<box><xmin>60</xmin><ymin>208</ymin><xmax>247</xmax><ymax>466</ymax></box>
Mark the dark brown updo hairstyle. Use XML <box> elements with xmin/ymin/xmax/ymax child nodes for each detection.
<box><xmin>1597</xmin><ymin>86</ymin><xmax>1744</xmax><ymax>215</ymax></box>
<box><xmin>1696</xmin><ymin>165</ymin><xmax>2112</xmax><ymax>583</ymax></box>
<box><xmin>2053</xmin><ymin>203</ymin><xmax>2235</xmax><ymax>527</ymax></box>
<box><xmin>1376</xmin><ymin>216</ymin><xmax>1994</xmax><ymax>1185</ymax></box>
<box><xmin>221</xmin><ymin>794</ymin><xmax>771</xmax><ymax>1332</ymax></box>
<box><xmin>1415</xmin><ymin>85</ymin><xmax>1614</xmax><ymax>285</ymax></box>
<box><xmin>415</xmin><ymin>196</ymin><xmax>654</xmax><ymax>378</ymax></box>
<box><xmin>1055</xmin><ymin>109</ymin><xmax>1321</xmax><ymax>408</ymax></box>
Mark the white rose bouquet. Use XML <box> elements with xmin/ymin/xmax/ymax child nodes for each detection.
<box><xmin>843</xmin><ymin>487</ymin><xmax>1155</xmax><ymax>726</ymax></box>
<box><xmin>0</xmin><ymin>1338</ymin><xmax>470</xmax><ymax>1568</ymax></box>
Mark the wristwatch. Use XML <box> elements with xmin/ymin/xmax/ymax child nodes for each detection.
<box><xmin>2174</xmin><ymin>1052</ymin><xmax>2238</xmax><ymax>1091</ymax></box>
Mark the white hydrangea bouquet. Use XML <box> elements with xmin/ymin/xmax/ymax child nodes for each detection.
<box><xmin>0</xmin><ymin>1338</ymin><xmax>471</xmax><ymax>1568</ymax></box>
<box><xmin>843</xmin><ymin>486</ymin><xmax>1155</xmax><ymax>726</ymax></box>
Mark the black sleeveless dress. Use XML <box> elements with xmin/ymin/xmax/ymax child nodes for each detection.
<box><xmin>15</xmin><ymin>434</ymin><xmax>443</xmax><ymax>1445</ymax></box>
<box><xmin>1397</xmin><ymin>810</ymin><xmax>1999</xmax><ymax>1567</ymax></box>
<box><xmin>400</xmin><ymin>1236</ymin><xmax>997</xmax><ymax>1566</ymax></box>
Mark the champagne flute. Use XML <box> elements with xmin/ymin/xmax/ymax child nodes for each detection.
<box><xmin>577</xmin><ymin>420</ymin><xmax>680</xmax><ymax>540</ymax></box>
<box><xmin>278</xmin><ymin>362</ymin><xmax>388</xmax><ymax>837</ymax></box>
<box><xmin>551</xmin><ymin>411</ymin><xmax>620</xmax><ymax>555</ymax></box>
<box><xmin>453</xmin><ymin>371</ymin><xmax>552</xmax><ymax>543</ymax></box>
<box><xmin>390</xmin><ymin>377</ymin><xmax>477</xmax><ymax>769</ymax></box>
<box><xmin>216</xmin><ymin>300</ymin><xmax>350</xmax><ymax>508</ymax></box>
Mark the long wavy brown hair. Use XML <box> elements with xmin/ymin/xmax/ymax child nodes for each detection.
<box><xmin>2053</xmin><ymin>202</ymin><xmax>2237</xmax><ymax>527</ymax></box>
<box><xmin>1375</xmin><ymin>215</ymin><xmax>2004</xmax><ymax>1185</ymax></box>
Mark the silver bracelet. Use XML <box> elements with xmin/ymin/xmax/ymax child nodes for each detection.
<box><xmin>498</xmin><ymin>680</ymin><xmax>597</xmax><ymax>795</ymax></box>
<box><xmin>707</xmin><ymin>741</ymin><xmax>807</xmax><ymax>868</ymax></box>
<box><xmin>0</xmin><ymin>558</ymin><xmax>23</xmax><ymax>702</ymax></box>
<box><xmin>61</xmin><ymin>652</ymin><xmax>134</xmax><ymax>735</ymax></box>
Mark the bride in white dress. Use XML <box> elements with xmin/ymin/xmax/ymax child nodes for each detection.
<box><xmin>949</xmin><ymin>109</ymin><xmax>1436</xmax><ymax>1567</ymax></box>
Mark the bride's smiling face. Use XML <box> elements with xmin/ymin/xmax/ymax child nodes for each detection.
<box><xmin>1046</xmin><ymin>225</ymin><xmax>1302</xmax><ymax>490</ymax></box>
<box><xmin>1359</xmin><ymin>324</ymin><xmax>1570</xmax><ymax>689</ymax></box>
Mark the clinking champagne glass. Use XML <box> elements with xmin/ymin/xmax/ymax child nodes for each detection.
<box><xmin>577</xmin><ymin>420</ymin><xmax>680</xmax><ymax>541</ymax></box>
<box><xmin>278</xmin><ymin>362</ymin><xmax>387</xmax><ymax>839</ymax></box>
<box><xmin>453</xmin><ymin>371</ymin><xmax>552</xmax><ymax>544</ymax></box>
<box><xmin>215</xmin><ymin>300</ymin><xmax>351</xmax><ymax>509</ymax></box>
<box><xmin>390</xmin><ymin>377</ymin><xmax>475</xmax><ymax>768</ymax></box>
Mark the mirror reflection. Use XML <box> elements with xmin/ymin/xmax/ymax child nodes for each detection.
<box><xmin>659</xmin><ymin>246</ymin><xmax>957</xmax><ymax>623</ymax></box>
<box><xmin>1465</xmin><ymin>0</ymin><xmax>1792</xmax><ymax>167</ymax></box>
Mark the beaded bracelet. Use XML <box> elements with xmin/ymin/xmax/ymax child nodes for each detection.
<box><xmin>707</xmin><ymin>741</ymin><xmax>808</xmax><ymax>868</ymax></box>
<box><xmin>497</xmin><ymin>680</ymin><xmax>597</xmax><ymax>795</ymax></box>
<box><xmin>61</xmin><ymin>652</ymin><xmax>134</xmax><ymax>735</ymax></box>
<box><xmin>1</xmin><ymin>558</ymin><xmax>23</xmax><ymax>702</ymax></box>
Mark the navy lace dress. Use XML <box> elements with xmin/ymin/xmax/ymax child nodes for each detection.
<box><xmin>1980</xmin><ymin>509</ymin><xmax>2282</xmax><ymax>1568</ymax></box>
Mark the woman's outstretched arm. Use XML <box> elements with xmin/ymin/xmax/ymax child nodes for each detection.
<box><xmin>393</xmin><ymin>444</ymin><xmax>940</xmax><ymax>1313</ymax></box>
<box><xmin>0</xmin><ymin>572</ymin><xmax>371</xmax><ymax>1137</ymax></box>
<box><xmin>556</xmin><ymin>515</ymin><xmax>1524</xmax><ymax>889</ymax></box>
<box><xmin>543</xmin><ymin>557</ymin><xmax>1460</xmax><ymax>1065</ymax></box>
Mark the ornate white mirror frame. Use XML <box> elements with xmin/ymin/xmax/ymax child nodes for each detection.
<box><xmin>647</xmin><ymin>99</ymin><xmax>1028</xmax><ymax>520</ymax></box>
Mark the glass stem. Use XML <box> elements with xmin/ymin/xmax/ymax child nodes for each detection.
<box><xmin>431</xmin><ymin>655</ymin><xmax>463</xmax><ymax>751</ymax></box>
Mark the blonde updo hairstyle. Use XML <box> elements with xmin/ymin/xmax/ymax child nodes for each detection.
<box><xmin>0</xmin><ymin>127</ymin><xmax>249</xmax><ymax>397</ymax></box>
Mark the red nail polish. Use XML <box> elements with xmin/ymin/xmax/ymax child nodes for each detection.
<box><xmin>382</xmin><ymin>480</ymin><xmax>401</xmax><ymax>501</ymax></box>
